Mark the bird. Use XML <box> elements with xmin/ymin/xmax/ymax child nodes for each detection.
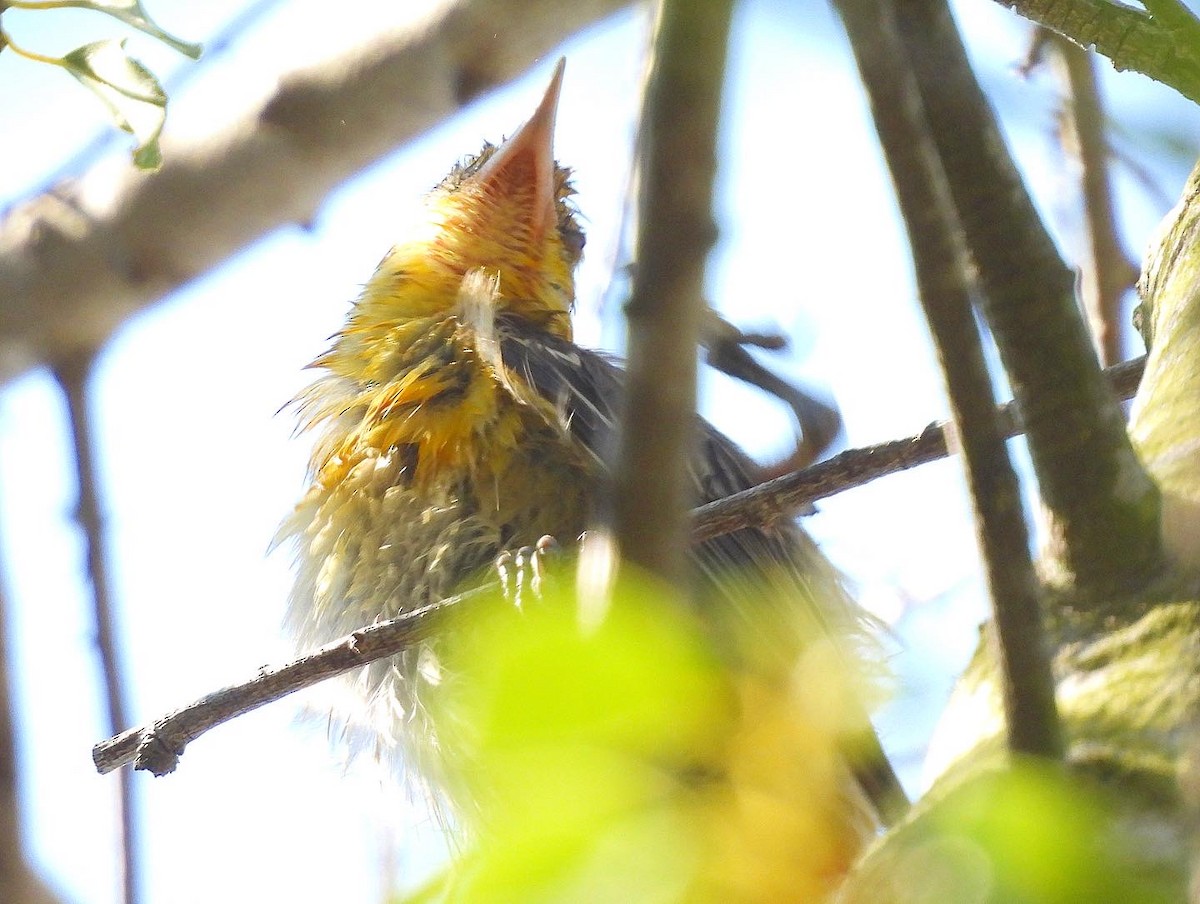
<box><xmin>274</xmin><ymin>59</ymin><xmax>902</xmax><ymax>896</ymax></box>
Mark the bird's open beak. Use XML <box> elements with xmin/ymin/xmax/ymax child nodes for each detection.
<box><xmin>474</xmin><ymin>58</ymin><xmax>566</xmax><ymax>241</ymax></box>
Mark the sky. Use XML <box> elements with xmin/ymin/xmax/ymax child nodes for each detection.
<box><xmin>0</xmin><ymin>0</ymin><xmax>1197</xmax><ymax>902</ymax></box>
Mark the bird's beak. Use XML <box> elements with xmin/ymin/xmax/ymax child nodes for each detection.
<box><xmin>474</xmin><ymin>58</ymin><xmax>566</xmax><ymax>241</ymax></box>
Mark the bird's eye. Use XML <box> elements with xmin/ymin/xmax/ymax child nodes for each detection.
<box><xmin>561</xmin><ymin>227</ymin><xmax>586</xmax><ymax>258</ymax></box>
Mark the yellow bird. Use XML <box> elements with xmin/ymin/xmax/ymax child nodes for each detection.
<box><xmin>276</xmin><ymin>60</ymin><xmax>900</xmax><ymax>896</ymax></box>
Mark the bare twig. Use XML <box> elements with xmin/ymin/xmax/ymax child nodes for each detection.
<box><xmin>615</xmin><ymin>0</ymin><xmax>733</xmax><ymax>585</ymax></box>
<box><xmin>1048</xmin><ymin>33</ymin><xmax>1139</xmax><ymax>366</ymax></box>
<box><xmin>693</xmin><ymin>354</ymin><xmax>1145</xmax><ymax>542</ymax></box>
<box><xmin>93</xmin><ymin>594</ymin><xmax>461</xmax><ymax>775</ymax></box>
<box><xmin>703</xmin><ymin>311</ymin><xmax>842</xmax><ymax>475</ymax></box>
<box><xmin>0</xmin><ymin>0</ymin><xmax>631</xmax><ymax>385</ymax></box>
<box><xmin>53</xmin><ymin>352</ymin><xmax>139</xmax><ymax>904</ymax></box>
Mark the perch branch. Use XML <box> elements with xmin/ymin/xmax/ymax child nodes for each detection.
<box><xmin>93</xmin><ymin>355</ymin><xmax>1144</xmax><ymax>775</ymax></box>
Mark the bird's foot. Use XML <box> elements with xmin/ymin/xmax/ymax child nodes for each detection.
<box><xmin>495</xmin><ymin>535</ymin><xmax>560</xmax><ymax>608</ymax></box>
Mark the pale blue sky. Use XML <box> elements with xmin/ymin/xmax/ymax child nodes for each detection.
<box><xmin>0</xmin><ymin>1</ymin><xmax>1195</xmax><ymax>901</ymax></box>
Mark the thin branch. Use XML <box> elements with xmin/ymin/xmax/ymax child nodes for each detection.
<box><xmin>703</xmin><ymin>311</ymin><xmax>842</xmax><ymax>475</ymax></box>
<box><xmin>93</xmin><ymin>355</ymin><xmax>1146</xmax><ymax>777</ymax></box>
<box><xmin>835</xmin><ymin>0</ymin><xmax>1061</xmax><ymax>759</ymax></box>
<box><xmin>692</xmin><ymin>355</ymin><xmax>1146</xmax><ymax>543</ymax></box>
<box><xmin>0</xmin><ymin>0</ymin><xmax>631</xmax><ymax>385</ymax></box>
<box><xmin>994</xmin><ymin>0</ymin><xmax>1200</xmax><ymax>105</ymax></box>
<box><xmin>93</xmin><ymin>594</ymin><xmax>460</xmax><ymax>775</ymax></box>
<box><xmin>53</xmin><ymin>352</ymin><xmax>139</xmax><ymax>904</ymax></box>
<box><xmin>0</xmin><ymin>545</ymin><xmax>19</xmax><ymax>903</ymax></box>
<box><xmin>894</xmin><ymin>0</ymin><xmax>1164</xmax><ymax>601</ymax></box>
<box><xmin>1048</xmin><ymin>33</ymin><xmax>1139</xmax><ymax>367</ymax></box>
<box><xmin>614</xmin><ymin>0</ymin><xmax>733</xmax><ymax>585</ymax></box>
<box><xmin>0</xmin><ymin>490</ymin><xmax>64</xmax><ymax>904</ymax></box>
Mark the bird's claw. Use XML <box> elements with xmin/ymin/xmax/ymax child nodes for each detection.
<box><xmin>495</xmin><ymin>535</ymin><xmax>559</xmax><ymax>608</ymax></box>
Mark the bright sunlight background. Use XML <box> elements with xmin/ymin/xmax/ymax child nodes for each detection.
<box><xmin>0</xmin><ymin>0</ymin><xmax>1195</xmax><ymax>901</ymax></box>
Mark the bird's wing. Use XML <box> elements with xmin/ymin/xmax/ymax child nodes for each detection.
<box><xmin>498</xmin><ymin>318</ymin><xmax>909</xmax><ymax>826</ymax></box>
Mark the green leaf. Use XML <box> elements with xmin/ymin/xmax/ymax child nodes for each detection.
<box><xmin>61</xmin><ymin>39</ymin><xmax>166</xmax><ymax>169</ymax></box>
<box><xmin>849</xmin><ymin>763</ymin><xmax>1181</xmax><ymax>903</ymax></box>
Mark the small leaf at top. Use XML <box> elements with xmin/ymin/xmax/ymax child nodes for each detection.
<box><xmin>62</xmin><ymin>39</ymin><xmax>167</xmax><ymax>169</ymax></box>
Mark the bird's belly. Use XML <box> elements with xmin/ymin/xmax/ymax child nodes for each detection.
<box><xmin>284</xmin><ymin>425</ymin><xmax>595</xmax><ymax>647</ymax></box>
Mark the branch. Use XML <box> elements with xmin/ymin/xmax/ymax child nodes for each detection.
<box><xmin>693</xmin><ymin>355</ymin><xmax>1146</xmax><ymax>543</ymax></box>
<box><xmin>1048</xmin><ymin>33</ymin><xmax>1139</xmax><ymax>367</ymax></box>
<box><xmin>995</xmin><ymin>0</ymin><xmax>1200</xmax><ymax>104</ymax></box>
<box><xmin>614</xmin><ymin>0</ymin><xmax>733</xmax><ymax>585</ymax></box>
<box><xmin>0</xmin><ymin>0</ymin><xmax>630</xmax><ymax>384</ymax></box>
<box><xmin>836</xmin><ymin>0</ymin><xmax>1061</xmax><ymax>759</ymax></box>
<box><xmin>93</xmin><ymin>355</ymin><xmax>1146</xmax><ymax>777</ymax></box>
<box><xmin>92</xmin><ymin>593</ymin><xmax>461</xmax><ymax>775</ymax></box>
<box><xmin>894</xmin><ymin>0</ymin><xmax>1164</xmax><ymax>601</ymax></box>
<box><xmin>53</xmin><ymin>353</ymin><xmax>139</xmax><ymax>904</ymax></box>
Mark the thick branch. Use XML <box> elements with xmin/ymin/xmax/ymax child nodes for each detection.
<box><xmin>0</xmin><ymin>0</ymin><xmax>630</xmax><ymax>383</ymax></box>
<box><xmin>996</xmin><ymin>0</ymin><xmax>1200</xmax><ymax>104</ymax></box>
<box><xmin>895</xmin><ymin>0</ymin><xmax>1164</xmax><ymax>601</ymax></box>
<box><xmin>615</xmin><ymin>0</ymin><xmax>732</xmax><ymax>585</ymax></box>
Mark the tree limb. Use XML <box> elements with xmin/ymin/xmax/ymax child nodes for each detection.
<box><xmin>835</xmin><ymin>0</ymin><xmax>1061</xmax><ymax>759</ymax></box>
<box><xmin>614</xmin><ymin>0</ymin><xmax>733</xmax><ymax>586</ymax></box>
<box><xmin>692</xmin><ymin>355</ymin><xmax>1146</xmax><ymax>543</ymax></box>
<box><xmin>92</xmin><ymin>594</ymin><xmax>459</xmax><ymax>775</ymax></box>
<box><xmin>895</xmin><ymin>0</ymin><xmax>1165</xmax><ymax>601</ymax></box>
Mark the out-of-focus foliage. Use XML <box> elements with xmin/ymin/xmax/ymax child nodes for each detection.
<box><xmin>406</xmin><ymin>565</ymin><xmax>870</xmax><ymax>903</ymax></box>
<box><xmin>0</xmin><ymin>0</ymin><xmax>200</xmax><ymax>167</ymax></box>
<box><xmin>844</xmin><ymin>761</ymin><xmax>1180</xmax><ymax>903</ymax></box>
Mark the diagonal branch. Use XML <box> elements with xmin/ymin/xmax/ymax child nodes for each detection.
<box><xmin>1048</xmin><ymin>33</ymin><xmax>1139</xmax><ymax>367</ymax></box>
<box><xmin>692</xmin><ymin>355</ymin><xmax>1145</xmax><ymax>542</ymax></box>
<box><xmin>93</xmin><ymin>594</ymin><xmax>459</xmax><ymax>776</ymax></box>
<box><xmin>895</xmin><ymin>0</ymin><xmax>1164</xmax><ymax>602</ymax></box>
<box><xmin>836</xmin><ymin>0</ymin><xmax>1061</xmax><ymax>759</ymax></box>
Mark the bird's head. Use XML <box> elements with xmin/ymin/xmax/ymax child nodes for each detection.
<box><xmin>326</xmin><ymin>60</ymin><xmax>585</xmax><ymax>384</ymax></box>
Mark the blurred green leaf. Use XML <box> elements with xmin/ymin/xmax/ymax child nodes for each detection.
<box><xmin>421</xmin><ymin>574</ymin><xmax>734</xmax><ymax>901</ymax></box>
<box><xmin>418</xmin><ymin>567</ymin><xmax>869</xmax><ymax>903</ymax></box>
<box><xmin>61</xmin><ymin>39</ymin><xmax>166</xmax><ymax>168</ymax></box>
<box><xmin>872</xmin><ymin>763</ymin><xmax>1181</xmax><ymax>903</ymax></box>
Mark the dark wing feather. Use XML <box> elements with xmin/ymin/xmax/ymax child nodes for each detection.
<box><xmin>498</xmin><ymin>317</ymin><xmax>908</xmax><ymax>825</ymax></box>
<box><xmin>498</xmin><ymin>318</ymin><xmax>850</xmax><ymax>616</ymax></box>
